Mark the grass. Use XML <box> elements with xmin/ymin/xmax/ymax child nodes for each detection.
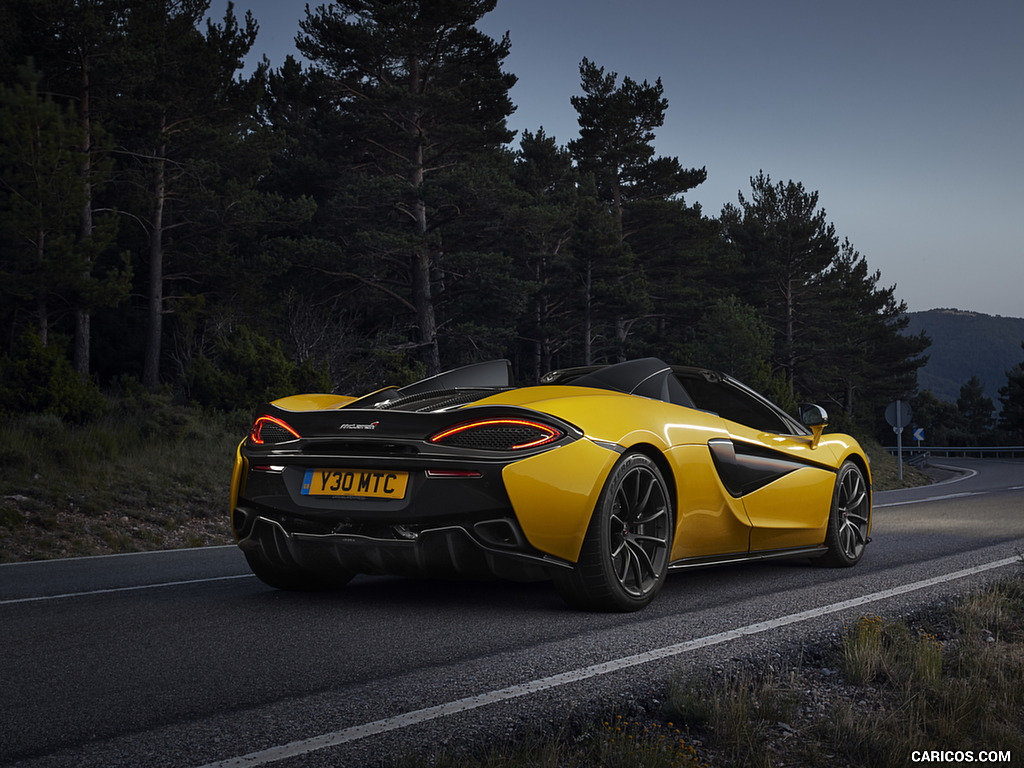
<box><xmin>395</xmin><ymin>571</ymin><xmax>1024</xmax><ymax>768</ymax></box>
<box><xmin>392</xmin><ymin>717</ymin><xmax>709</xmax><ymax>768</ymax></box>
<box><xmin>0</xmin><ymin>391</ymin><xmax>246</xmax><ymax>562</ymax></box>
<box><xmin>858</xmin><ymin>434</ymin><xmax>932</xmax><ymax>489</ymax></box>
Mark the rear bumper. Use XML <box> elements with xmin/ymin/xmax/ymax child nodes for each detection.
<box><xmin>233</xmin><ymin>507</ymin><xmax>571</xmax><ymax>583</ymax></box>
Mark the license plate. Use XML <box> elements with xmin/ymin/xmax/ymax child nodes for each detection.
<box><xmin>301</xmin><ymin>469</ymin><xmax>409</xmax><ymax>499</ymax></box>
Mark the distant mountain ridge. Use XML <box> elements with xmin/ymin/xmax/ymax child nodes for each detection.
<box><xmin>903</xmin><ymin>309</ymin><xmax>1024</xmax><ymax>407</ymax></box>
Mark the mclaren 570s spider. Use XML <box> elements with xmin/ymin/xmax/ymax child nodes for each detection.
<box><xmin>230</xmin><ymin>358</ymin><xmax>871</xmax><ymax>611</ymax></box>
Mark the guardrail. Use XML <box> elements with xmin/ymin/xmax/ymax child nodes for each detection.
<box><xmin>885</xmin><ymin>446</ymin><xmax>1024</xmax><ymax>459</ymax></box>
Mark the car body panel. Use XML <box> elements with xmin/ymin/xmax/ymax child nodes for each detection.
<box><xmin>501</xmin><ymin>438</ymin><xmax>619</xmax><ymax>561</ymax></box>
<box><xmin>664</xmin><ymin>443</ymin><xmax>753</xmax><ymax>559</ymax></box>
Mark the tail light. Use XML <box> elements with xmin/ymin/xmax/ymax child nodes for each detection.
<box><xmin>249</xmin><ymin>415</ymin><xmax>301</xmax><ymax>446</ymax></box>
<box><xmin>429</xmin><ymin>418</ymin><xmax>562</xmax><ymax>451</ymax></box>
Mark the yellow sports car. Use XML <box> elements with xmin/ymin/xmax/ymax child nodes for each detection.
<box><xmin>230</xmin><ymin>358</ymin><xmax>871</xmax><ymax>611</ymax></box>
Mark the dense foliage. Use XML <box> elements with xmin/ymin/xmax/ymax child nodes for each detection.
<box><xmin>4</xmin><ymin>0</ymin><xmax>1013</xmax><ymax>444</ymax></box>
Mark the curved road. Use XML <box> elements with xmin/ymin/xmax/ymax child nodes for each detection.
<box><xmin>1</xmin><ymin>458</ymin><xmax>1022</xmax><ymax>767</ymax></box>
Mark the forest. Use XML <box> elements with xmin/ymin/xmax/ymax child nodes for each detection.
<box><xmin>5</xmin><ymin>0</ymin><xmax>1018</xmax><ymax>444</ymax></box>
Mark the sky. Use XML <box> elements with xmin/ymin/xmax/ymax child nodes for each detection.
<box><xmin>212</xmin><ymin>0</ymin><xmax>1024</xmax><ymax>319</ymax></box>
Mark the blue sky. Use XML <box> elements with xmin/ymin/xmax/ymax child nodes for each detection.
<box><xmin>214</xmin><ymin>0</ymin><xmax>1023</xmax><ymax>319</ymax></box>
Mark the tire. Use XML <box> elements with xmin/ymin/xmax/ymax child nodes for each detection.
<box><xmin>244</xmin><ymin>548</ymin><xmax>354</xmax><ymax>592</ymax></box>
<box><xmin>555</xmin><ymin>452</ymin><xmax>674</xmax><ymax>612</ymax></box>
<box><xmin>816</xmin><ymin>460</ymin><xmax>871</xmax><ymax>567</ymax></box>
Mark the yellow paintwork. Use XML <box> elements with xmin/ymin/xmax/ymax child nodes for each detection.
<box><xmin>501</xmin><ymin>438</ymin><xmax>620</xmax><ymax>561</ymax></box>
<box><xmin>229</xmin><ymin>439</ymin><xmax>247</xmax><ymax>541</ymax></box>
<box><xmin>486</xmin><ymin>386</ymin><xmax>751</xmax><ymax>562</ymax></box>
<box><xmin>477</xmin><ymin>385</ymin><xmax>870</xmax><ymax>564</ymax></box>
<box><xmin>270</xmin><ymin>393</ymin><xmax>357</xmax><ymax>410</ymax></box>
<box><xmin>664</xmin><ymin>444</ymin><xmax>753</xmax><ymax>559</ymax></box>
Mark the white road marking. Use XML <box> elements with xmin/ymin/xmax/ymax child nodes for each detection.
<box><xmin>195</xmin><ymin>555</ymin><xmax>1021</xmax><ymax>768</ymax></box>
<box><xmin>0</xmin><ymin>574</ymin><xmax>253</xmax><ymax>606</ymax></box>
<box><xmin>875</xmin><ymin>491</ymin><xmax>985</xmax><ymax>508</ymax></box>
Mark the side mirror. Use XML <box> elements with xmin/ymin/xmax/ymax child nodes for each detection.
<box><xmin>799</xmin><ymin>404</ymin><xmax>828</xmax><ymax>448</ymax></box>
<box><xmin>799</xmin><ymin>404</ymin><xmax>828</xmax><ymax>427</ymax></box>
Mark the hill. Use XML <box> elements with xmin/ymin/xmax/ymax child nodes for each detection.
<box><xmin>904</xmin><ymin>309</ymin><xmax>1024</xmax><ymax>407</ymax></box>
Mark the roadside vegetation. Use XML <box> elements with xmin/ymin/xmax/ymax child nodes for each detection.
<box><xmin>395</xmin><ymin>572</ymin><xmax>1024</xmax><ymax>768</ymax></box>
<box><xmin>0</xmin><ymin>390</ymin><xmax>245</xmax><ymax>563</ymax></box>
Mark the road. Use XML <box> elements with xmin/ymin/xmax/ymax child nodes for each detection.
<box><xmin>1</xmin><ymin>458</ymin><xmax>1022</xmax><ymax>767</ymax></box>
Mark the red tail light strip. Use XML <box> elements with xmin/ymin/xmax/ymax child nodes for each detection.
<box><xmin>249</xmin><ymin>415</ymin><xmax>301</xmax><ymax>445</ymax></box>
<box><xmin>429</xmin><ymin>418</ymin><xmax>562</xmax><ymax>450</ymax></box>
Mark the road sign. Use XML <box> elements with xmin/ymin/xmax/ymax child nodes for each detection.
<box><xmin>913</xmin><ymin>427</ymin><xmax>925</xmax><ymax>442</ymax></box>
<box><xmin>885</xmin><ymin>400</ymin><xmax>913</xmax><ymax>430</ymax></box>
<box><xmin>885</xmin><ymin>399</ymin><xmax>913</xmax><ymax>481</ymax></box>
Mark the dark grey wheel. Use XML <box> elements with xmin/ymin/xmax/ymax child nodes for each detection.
<box><xmin>555</xmin><ymin>452</ymin><xmax>673</xmax><ymax>611</ymax></box>
<box><xmin>244</xmin><ymin>548</ymin><xmax>354</xmax><ymax>592</ymax></box>
<box><xmin>816</xmin><ymin>460</ymin><xmax>870</xmax><ymax>567</ymax></box>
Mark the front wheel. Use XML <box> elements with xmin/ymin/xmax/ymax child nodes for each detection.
<box><xmin>555</xmin><ymin>453</ymin><xmax>674</xmax><ymax>612</ymax></box>
<box><xmin>816</xmin><ymin>460</ymin><xmax>871</xmax><ymax>567</ymax></box>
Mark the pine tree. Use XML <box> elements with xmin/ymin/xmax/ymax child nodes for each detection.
<box><xmin>0</xmin><ymin>69</ymin><xmax>91</xmax><ymax>347</ymax></box>
<box><xmin>568</xmin><ymin>58</ymin><xmax>704</xmax><ymax>232</ymax></box>
<box><xmin>510</xmin><ymin>129</ymin><xmax>581</xmax><ymax>379</ymax></box>
<box><xmin>112</xmin><ymin>0</ymin><xmax>260</xmax><ymax>388</ymax></box>
<box><xmin>997</xmin><ymin>343</ymin><xmax>1024</xmax><ymax>442</ymax></box>
<box><xmin>0</xmin><ymin>0</ymin><xmax>130</xmax><ymax>376</ymax></box>
<box><xmin>812</xmin><ymin>238</ymin><xmax>929</xmax><ymax>422</ymax></box>
<box><xmin>957</xmin><ymin>375</ymin><xmax>994</xmax><ymax>441</ymax></box>
<box><xmin>296</xmin><ymin>0</ymin><xmax>516</xmax><ymax>375</ymax></box>
<box><xmin>723</xmin><ymin>173</ymin><xmax>839</xmax><ymax>395</ymax></box>
<box><xmin>568</xmin><ymin>58</ymin><xmax>705</xmax><ymax>361</ymax></box>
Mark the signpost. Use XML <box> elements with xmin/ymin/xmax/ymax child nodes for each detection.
<box><xmin>885</xmin><ymin>399</ymin><xmax>913</xmax><ymax>480</ymax></box>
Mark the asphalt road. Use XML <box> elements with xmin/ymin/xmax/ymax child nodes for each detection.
<box><xmin>2</xmin><ymin>458</ymin><xmax>1022</xmax><ymax>768</ymax></box>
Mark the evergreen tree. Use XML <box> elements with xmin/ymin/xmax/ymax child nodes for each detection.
<box><xmin>812</xmin><ymin>238</ymin><xmax>928</xmax><ymax>422</ymax></box>
<box><xmin>0</xmin><ymin>69</ymin><xmax>84</xmax><ymax>347</ymax></box>
<box><xmin>910</xmin><ymin>389</ymin><xmax>964</xmax><ymax>446</ymax></box>
<box><xmin>112</xmin><ymin>0</ymin><xmax>260</xmax><ymax>388</ymax></box>
<box><xmin>0</xmin><ymin>67</ymin><xmax>125</xmax><ymax>359</ymax></box>
<box><xmin>957</xmin><ymin>375</ymin><xmax>994</xmax><ymax>441</ymax></box>
<box><xmin>0</xmin><ymin>1</ymin><xmax>130</xmax><ymax>375</ymax></box>
<box><xmin>723</xmin><ymin>173</ymin><xmax>839</xmax><ymax>394</ymax></box>
<box><xmin>997</xmin><ymin>343</ymin><xmax>1024</xmax><ymax>442</ymax></box>
<box><xmin>695</xmin><ymin>295</ymin><xmax>773</xmax><ymax>385</ymax></box>
<box><xmin>568</xmin><ymin>58</ymin><xmax>705</xmax><ymax>361</ymax></box>
<box><xmin>568</xmin><ymin>58</ymin><xmax>704</xmax><ymax>231</ymax></box>
<box><xmin>510</xmin><ymin>129</ymin><xmax>582</xmax><ymax>379</ymax></box>
<box><xmin>296</xmin><ymin>0</ymin><xmax>516</xmax><ymax>375</ymax></box>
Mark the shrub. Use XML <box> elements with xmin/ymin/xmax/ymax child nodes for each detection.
<box><xmin>0</xmin><ymin>330</ymin><xmax>104</xmax><ymax>422</ymax></box>
<box><xmin>184</xmin><ymin>325</ymin><xmax>331</xmax><ymax>410</ymax></box>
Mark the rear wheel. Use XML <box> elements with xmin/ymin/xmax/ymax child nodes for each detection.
<box><xmin>244</xmin><ymin>548</ymin><xmax>354</xmax><ymax>591</ymax></box>
<box><xmin>555</xmin><ymin>452</ymin><xmax>673</xmax><ymax>612</ymax></box>
<box><xmin>816</xmin><ymin>460</ymin><xmax>870</xmax><ymax>567</ymax></box>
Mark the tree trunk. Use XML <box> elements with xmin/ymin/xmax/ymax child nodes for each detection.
<box><xmin>143</xmin><ymin>133</ymin><xmax>166</xmax><ymax>389</ymax></box>
<box><xmin>583</xmin><ymin>258</ymin><xmax>593</xmax><ymax>365</ymax></box>
<box><xmin>36</xmin><ymin>228</ymin><xmax>48</xmax><ymax>346</ymax></box>
<box><xmin>784</xmin><ymin>275</ymin><xmax>796</xmax><ymax>396</ymax></box>
<box><xmin>74</xmin><ymin>51</ymin><xmax>92</xmax><ymax>377</ymax></box>
<box><xmin>412</xmin><ymin>237</ymin><xmax>440</xmax><ymax>376</ymax></box>
<box><xmin>407</xmin><ymin>57</ymin><xmax>440</xmax><ymax>376</ymax></box>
